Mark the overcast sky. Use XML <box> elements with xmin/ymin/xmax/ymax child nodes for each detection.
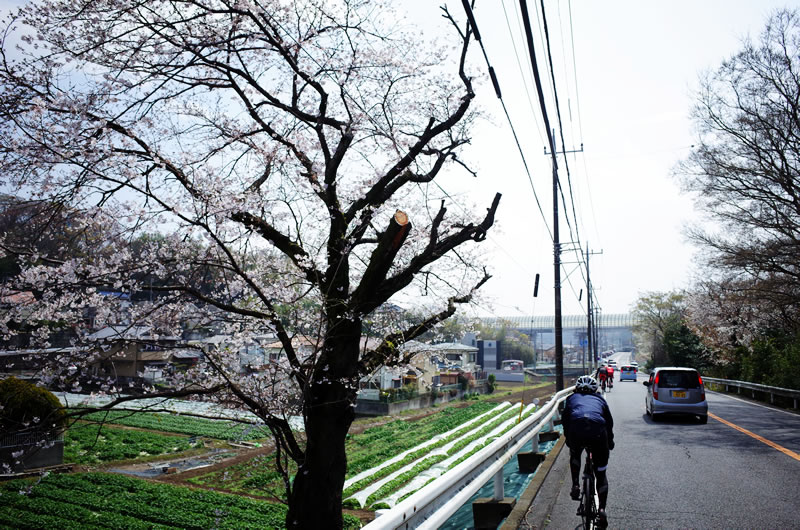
<box><xmin>396</xmin><ymin>0</ymin><xmax>800</xmax><ymax>320</ymax></box>
<box><xmin>2</xmin><ymin>0</ymin><xmax>799</xmax><ymax>322</ymax></box>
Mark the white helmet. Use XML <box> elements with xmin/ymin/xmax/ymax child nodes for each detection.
<box><xmin>575</xmin><ymin>375</ymin><xmax>599</xmax><ymax>393</ymax></box>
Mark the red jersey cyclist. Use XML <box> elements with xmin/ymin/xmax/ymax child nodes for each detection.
<box><xmin>595</xmin><ymin>364</ymin><xmax>609</xmax><ymax>390</ymax></box>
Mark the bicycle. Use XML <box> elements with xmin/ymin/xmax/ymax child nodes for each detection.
<box><xmin>576</xmin><ymin>452</ymin><xmax>601</xmax><ymax>529</ymax></box>
<box><xmin>599</xmin><ymin>377</ymin><xmax>608</xmax><ymax>393</ymax></box>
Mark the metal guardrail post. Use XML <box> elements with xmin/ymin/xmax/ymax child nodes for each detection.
<box><xmin>493</xmin><ymin>470</ymin><xmax>504</xmax><ymax>501</ymax></box>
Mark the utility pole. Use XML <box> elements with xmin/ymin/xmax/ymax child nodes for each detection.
<box><xmin>544</xmin><ymin>135</ymin><xmax>584</xmax><ymax>390</ymax></box>
<box><xmin>586</xmin><ymin>245</ymin><xmax>593</xmax><ymax>374</ymax></box>
<box><xmin>585</xmin><ymin>245</ymin><xmax>602</xmax><ymax>373</ymax></box>
<box><xmin>548</xmin><ymin>129</ymin><xmax>564</xmax><ymax>391</ymax></box>
<box><xmin>519</xmin><ymin>0</ymin><xmax>584</xmax><ymax>391</ymax></box>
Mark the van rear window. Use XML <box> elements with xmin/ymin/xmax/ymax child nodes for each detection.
<box><xmin>657</xmin><ymin>371</ymin><xmax>700</xmax><ymax>388</ymax></box>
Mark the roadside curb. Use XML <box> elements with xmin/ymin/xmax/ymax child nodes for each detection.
<box><xmin>499</xmin><ymin>435</ymin><xmax>567</xmax><ymax>529</ymax></box>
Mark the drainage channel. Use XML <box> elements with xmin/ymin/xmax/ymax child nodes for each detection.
<box><xmin>108</xmin><ymin>449</ymin><xmax>236</xmax><ymax>478</ymax></box>
<box><xmin>438</xmin><ymin>425</ymin><xmax>563</xmax><ymax>529</ymax></box>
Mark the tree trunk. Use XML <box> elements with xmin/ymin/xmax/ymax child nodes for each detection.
<box><xmin>286</xmin><ymin>322</ymin><xmax>359</xmax><ymax>529</ymax></box>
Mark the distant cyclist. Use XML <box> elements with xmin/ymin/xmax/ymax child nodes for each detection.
<box><xmin>595</xmin><ymin>364</ymin><xmax>609</xmax><ymax>391</ymax></box>
<box><xmin>562</xmin><ymin>375</ymin><xmax>614</xmax><ymax>528</ymax></box>
<box><xmin>605</xmin><ymin>364</ymin><xmax>614</xmax><ymax>388</ymax></box>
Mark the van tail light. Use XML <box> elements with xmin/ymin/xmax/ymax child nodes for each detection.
<box><xmin>698</xmin><ymin>375</ymin><xmax>705</xmax><ymax>399</ymax></box>
<box><xmin>653</xmin><ymin>373</ymin><xmax>659</xmax><ymax>400</ymax></box>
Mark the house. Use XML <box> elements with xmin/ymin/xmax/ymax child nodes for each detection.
<box><xmin>87</xmin><ymin>325</ymin><xmax>182</xmax><ymax>379</ymax></box>
<box><xmin>358</xmin><ymin>340</ymin><xmax>433</xmax><ymax>397</ymax></box>
<box><xmin>431</xmin><ymin>342</ymin><xmax>478</xmax><ymax>371</ymax></box>
<box><xmin>256</xmin><ymin>336</ymin><xmax>319</xmax><ymax>370</ymax></box>
<box><xmin>190</xmin><ymin>333</ymin><xmax>323</xmax><ymax>373</ymax></box>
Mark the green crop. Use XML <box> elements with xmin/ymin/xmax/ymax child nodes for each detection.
<box><xmin>73</xmin><ymin>409</ymin><xmax>270</xmax><ymax>440</ymax></box>
<box><xmin>0</xmin><ymin>472</ymin><xmax>361</xmax><ymax>529</ymax></box>
<box><xmin>64</xmin><ymin>423</ymin><xmax>202</xmax><ymax>464</ymax></box>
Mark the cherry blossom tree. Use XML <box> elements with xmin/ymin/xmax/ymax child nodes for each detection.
<box><xmin>0</xmin><ymin>0</ymin><xmax>500</xmax><ymax>526</ymax></box>
<box><xmin>677</xmin><ymin>9</ymin><xmax>800</xmax><ymax>330</ymax></box>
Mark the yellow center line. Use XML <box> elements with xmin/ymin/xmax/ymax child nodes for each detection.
<box><xmin>708</xmin><ymin>412</ymin><xmax>800</xmax><ymax>462</ymax></box>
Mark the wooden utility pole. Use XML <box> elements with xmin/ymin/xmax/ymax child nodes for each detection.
<box><xmin>586</xmin><ymin>245</ymin><xmax>593</xmax><ymax>374</ymax></box>
<box><xmin>550</xmin><ymin>130</ymin><xmax>564</xmax><ymax>391</ymax></box>
<box><xmin>585</xmin><ymin>245</ymin><xmax>602</xmax><ymax>373</ymax></box>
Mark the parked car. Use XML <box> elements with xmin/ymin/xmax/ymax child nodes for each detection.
<box><xmin>643</xmin><ymin>367</ymin><xmax>708</xmax><ymax>423</ymax></box>
<box><xmin>619</xmin><ymin>365</ymin><xmax>637</xmax><ymax>381</ymax></box>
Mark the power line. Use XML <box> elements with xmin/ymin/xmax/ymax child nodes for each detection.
<box><xmin>567</xmin><ymin>0</ymin><xmax>585</xmax><ymax>145</ymax></box>
<box><xmin>459</xmin><ymin>0</ymin><xmax>553</xmax><ymax>242</ymax></box>
<box><xmin>501</xmin><ymin>0</ymin><xmax>547</xmax><ymax>147</ymax></box>
<box><xmin>539</xmin><ymin>0</ymin><xmax>584</xmax><ymax>268</ymax></box>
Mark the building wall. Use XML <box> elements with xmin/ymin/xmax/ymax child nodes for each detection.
<box><xmin>477</xmin><ymin>340</ymin><xmax>500</xmax><ymax>370</ymax></box>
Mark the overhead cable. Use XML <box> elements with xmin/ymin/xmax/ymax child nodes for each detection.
<box><xmin>460</xmin><ymin>0</ymin><xmax>553</xmax><ymax>242</ymax></box>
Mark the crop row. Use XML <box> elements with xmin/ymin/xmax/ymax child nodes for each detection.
<box><xmin>394</xmin><ymin>408</ymin><xmax>547</xmax><ymax>506</ymax></box>
<box><xmin>342</xmin><ymin>404</ymin><xmax>514</xmax><ymax>498</ymax></box>
<box><xmin>364</xmin><ymin>455</ymin><xmax>448</xmax><ymax>507</ymax></box>
<box><xmin>0</xmin><ymin>472</ymin><xmax>361</xmax><ymax>529</ymax></box>
<box><xmin>185</xmin><ymin>402</ymin><xmax>505</xmax><ymax>505</ymax></box>
<box><xmin>348</xmin><ymin>401</ymin><xmax>496</xmax><ymax>450</ymax></box>
<box><xmin>345</xmin><ymin>402</ymin><xmax>499</xmax><ymax>477</ymax></box>
<box><xmin>351</xmin><ymin>405</ymin><xmax>538</xmax><ymax>508</ymax></box>
<box><xmin>74</xmin><ymin>409</ymin><xmax>270</xmax><ymax>440</ymax></box>
<box><xmin>64</xmin><ymin>423</ymin><xmax>202</xmax><ymax>464</ymax></box>
<box><xmin>187</xmin><ymin>453</ymin><xmax>296</xmax><ymax>499</ymax></box>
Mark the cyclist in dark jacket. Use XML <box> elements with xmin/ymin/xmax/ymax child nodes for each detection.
<box><xmin>562</xmin><ymin>375</ymin><xmax>614</xmax><ymax>527</ymax></box>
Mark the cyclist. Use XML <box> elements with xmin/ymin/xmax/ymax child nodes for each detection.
<box><xmin>595</xmin><ymin>364</ymin><xmax>609</xmax><ymax>391</ymax></box>
<box><xmin>562</xmin><ymin>375</ymin><xmax>614</xmax><ymax>528</ymax></box>
<box><xmin>605</xmin><ymin>364</ymin><xmax>615</xmax><ymax>389</ymax></box>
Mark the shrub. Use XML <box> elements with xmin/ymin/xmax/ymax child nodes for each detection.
<box><xmin>0</xmin><ymin>376</ymin><xmax>66</xmax><ymax>434</ymax></box>
<box><xmin>487</xmin><ymin>374</ymin><xmax>497</xmax><ymax>394</ymax></box>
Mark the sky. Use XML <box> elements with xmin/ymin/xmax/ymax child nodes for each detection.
<box><xmin>1</xmin><ymin>0</ymin><xmax>798</xmax><ymax>322</ymax></box>
<box><xmin>396</xmin><ymin>0</ymin><xmax>800</xmax><ymax>320</ymax></box>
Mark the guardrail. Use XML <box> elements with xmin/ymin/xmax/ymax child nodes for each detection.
<box><xmin>704</xmin><ymin>377</ymin><xmax>800</xmax><ymax>409</ymax></box>
<box><xmin>363</xmin><ymin>387</ymin><xmax>574</xmax><ymax>529</ymax></box>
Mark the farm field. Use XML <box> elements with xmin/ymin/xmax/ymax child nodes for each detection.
<box><xmin>187</xmin><ymin>401</ymin><xmax>499</xmax><ymax>500</ymax></box>
<box><xmin>4</xmin><ymin>382</ymin><xmax>559</xmax><ymax>527</ymax></box>
<box><xmin>187</xmin><ymin>399</ymin><xmax>550</xmax><ymax>511</ymax></box>
<box><xmin>74</xmin><ymin>410</ymin><xmax>270</xmax><ymax>441</ymax></box>
<box><xmin>0</xmin><ymin>472</ymin><xmax>361</xmax><ymax>529</ymax></box>
<box><xmin>64</xmin><ymin>423</ymin><xmax>204</xmax><ymax>465</ymax></box>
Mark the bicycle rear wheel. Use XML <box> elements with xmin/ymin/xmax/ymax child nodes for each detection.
<box><xmin>580</xmin><ymin>474</ymin><xmax>597</xmax><ymax>528</ymax></box>
<box><xmin>587</xmin><ymin>475</ymin><xmax>597</xmax><ymax>528</ymax></box>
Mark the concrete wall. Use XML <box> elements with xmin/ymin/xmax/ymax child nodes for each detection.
<box><xmin>486</xmin><ymin>369</ymin><xmax>525</xmax><ymax>383</ymax></box>
<box><xmin>0</xmin><ymin>439</ymin><xmax>64</xmax><ymax>471</ymax></box>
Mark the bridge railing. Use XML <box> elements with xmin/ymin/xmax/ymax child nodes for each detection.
<box><xmin>363</xmin><ymin>387</ymin><xmax>574</xmax><ymax>530</ymax></box>
<box><xmin>703</xmin><ymin>377</ymin><xmax>800</xmax><ymax>409</ymax></box>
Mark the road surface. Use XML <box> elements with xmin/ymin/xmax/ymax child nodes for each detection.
<box><xmin>529</xmin><ymin>365</ymin><xmax>800</xmax><ymax>529</ymax></box>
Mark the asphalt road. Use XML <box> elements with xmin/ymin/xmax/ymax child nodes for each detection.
<box><xmin>536</xmin><ymin>365</ymin><xmax>800</xmax><ymax>529</ymax></box>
